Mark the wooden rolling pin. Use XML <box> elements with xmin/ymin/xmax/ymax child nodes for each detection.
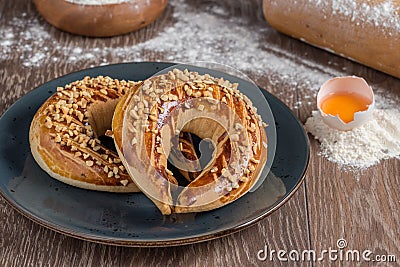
<box><xmin>263</xmin><ymin>0</ymin><xmax>400</xmax><ymax>78</ymax></box>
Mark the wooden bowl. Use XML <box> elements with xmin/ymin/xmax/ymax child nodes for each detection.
<box><xmin>34</xmin><ymin>0</ymin><xmax>168</xmax><ymax>37</ymax></box>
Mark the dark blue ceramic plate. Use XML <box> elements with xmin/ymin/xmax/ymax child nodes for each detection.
<box><xmin>0</xmin><ymin>62</ymin><xmax>309</xmax><ymax>247</ymax></box>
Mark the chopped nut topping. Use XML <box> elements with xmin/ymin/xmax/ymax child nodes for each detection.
<box><xmin>193</xmin><ymin>91</ymin><xmax>202</xmax><ymax>98</ymax></box>
<box><xmin>235</xmin><ymin>122</ymin><xmax>243</xmax><ymax>131</ymax></box>
<box><xmin>165</xmin><ymin>169</ymin><xmax>173</xmax><ymax>176</ymax></box>
<box><xmin>230</xmin><ymin>134</ymin><xmax>239</xmax><ymax>142</ymax></box>
<box><xmin>240</xmin><ymin>177</ymin><xmax>249</xmax><ymax>183</ymax></box>
<box><xmin>86</xmin><ymin>160</ymin><xmax>94</xmax><ymax>167</ymax></box>
<box><xmin>156</xmin><ymin>146</ymin><xmax>163</xmax><ymax>154</ymax></box>
<box><xmin>113</xmin><ymin>166</ymin><xmax>119</xmax><ymax>174</ymax></box>
<box><xmin>54</xmin><ymin>135</ymin><xmax>62</xmax><ymax>143</ymax></box>
<box><xmin>203</xmin><ymin>91</ymin><xmax>213</xmax><ymax>98</ymax></box>
<box><xmin>120</xmin><ymin>180</ymin><xmax>129</xmax><ymax>186</ymax></box>
<box><xmin>160</xmin><ymin>94</ymin><xmax>169</xmax><ymax>101</ymax></box>
<box><xmin>61</xmin><ymin>106</ymin><xmax>69</xmax><ymax>115</ymax></box>
<box><xmin>81</xmin><ymin>98</ymin><xmax>88</xmax><ymax>108</ymax></box>
<box><xmin>105</xmin><ymin>130</ymin><xmax>113</xmax><ymax>137</ymax></box>
<box><xmin>250</xmin><ymin>158</ymin><xmax>260</xmax><ymax>164</ymax></box>
<box><xmin>149</xmin><ymin>115</ymin><xmax>157</xmax><ymax>122</ymax></box>
<box><xmin>248</xmin><ymin>123</ymin><xmax>256</xmax><ymax>132</ymax></box>
<box><xmin>77</xmin><ymin>111</ymin><xmax>84</xmax><ymax>122</ymax></box>
<box><xmin>262</xmin><ymin>141</ymin><xmax>268</xmax><ymax>148</ymax></box>
<box><xmin>44</xmin><ymin>120</ymin><xmax>53</xmax><ymax>129</ymax></box>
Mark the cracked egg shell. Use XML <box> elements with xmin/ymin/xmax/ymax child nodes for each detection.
<box><xmin>317</xmin><ymin>76</ymin><xmax>375</xmax><ymax>131</ymax></box>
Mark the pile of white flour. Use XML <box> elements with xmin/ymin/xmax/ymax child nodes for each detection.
<box><xmin>305</xmin><ymin>109</ymin><xmax>400</xmax><ymax>169</ymax></box>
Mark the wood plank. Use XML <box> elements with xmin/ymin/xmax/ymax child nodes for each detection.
<box><xmin>0</xmin><ymin>189</ymin><xmax>310</xmax><ymax>267</ymax></box>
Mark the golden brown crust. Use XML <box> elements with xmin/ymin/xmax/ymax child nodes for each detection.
<box><xmin>30</xmin><ymin>76</ymin><xmax>141</xmax><ymax>192</ymax></box>
<box><xmin>33</xmin><ymin>0</ymin><xmax>168</xmax><ymax>37</ymax></box>
<box><xmin>113</xmin><ymin>69</ymin><xmax>268</xmax><ymax>214</ymax></box>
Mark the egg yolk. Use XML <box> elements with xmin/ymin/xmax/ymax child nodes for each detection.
<box><xmin>321</xmin><ymin>92</ymin><xmax>371</xmax><ymax>123</ymax></box>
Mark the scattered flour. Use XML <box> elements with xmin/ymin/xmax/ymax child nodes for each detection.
<box><xmin>0</xmin><ymin>0</ymin><xmax>339</xmax><ymax>91</ymax></box>
<box><xmin>305</xmin><ymin>109</ymin><xmax>400</xmax><ymax>169</ymax></box>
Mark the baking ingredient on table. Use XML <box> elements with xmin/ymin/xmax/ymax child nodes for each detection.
<box><xmin>320</xmin><ymin>93</ymin><xmax>370</xmax><ymax>123</ymax></box>
<box><xmin>305</xmin><ymin>109</ymin><xmax>400</xmax><ymax>169</ymax></box>
<box><xmin>316</xmin><ymin>76</ymin><xmax>375</xmax><ymax>131</ymax></box>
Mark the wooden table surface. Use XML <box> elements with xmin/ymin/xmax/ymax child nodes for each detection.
<box><xmin>0</xmin><ymin>0</ymin><xmax>399</xmax><ymax>266</ymax></box>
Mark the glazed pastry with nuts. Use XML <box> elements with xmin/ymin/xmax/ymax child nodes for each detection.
<box><xmin>29</xmin><ymin>76</ymin><xmax>142</xmax><ymax>192</ymax></box>
<box><xmin>29</xmin><ymin>76</ymin><xmax>200</xmax><ymax>193</ymax></box>
<box><xmin>30</xmin><ymin>70</ymin><xmax>268</xmax><ymax>215</ymax></box>
<box><xmin>113</xmin><ymin>69</ymin><xmax>268</xmax><ymax>214</ymax></box>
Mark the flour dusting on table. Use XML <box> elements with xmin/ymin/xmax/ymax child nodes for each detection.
<box><xmin>0</xmin><ymin>0</ymin><xmax>340</xmax><ymax>92</ymax></box>
<box><xmin>309</xmin><ymin>0</ymin><xmax>400</xmax><ymax>33</ymax></box>
<box><xmin>305</xmin><ymin>109</ymin><xmax>400</xmax><ymax>169</ymax></box>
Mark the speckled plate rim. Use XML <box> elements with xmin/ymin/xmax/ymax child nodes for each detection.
<box><xmin>0</xmin><ymin>62</ymin><xmax>310</xmax><ymax>247</ymax></box>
